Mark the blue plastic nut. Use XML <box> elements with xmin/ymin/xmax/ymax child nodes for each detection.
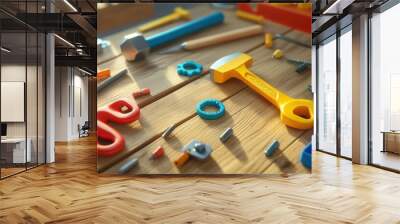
<box><xmin>300</xmin><ymin>143</ymin><xmax>312</xmax><ymax>169</ymax></box>
<box><xmin>177</xmin><ymin>60</ymin><xmax>203</xmax><ymax>77</ymax></box>
<box><xmin>181</xmin><ymin>140</ymin><xmax>212</xmax><ymax>160</ymax></box>
<box><xmin>194</xmin><ymin>143</ymin><xmax>206</xmax><ymax>154</ymax></box>
<box><xmin>196</xmin><ymin>98</ymin><xmax>225</xmax><ymax>120</ymax></box>
<box><xmin>296</xmin><ymin>63</ymin><xmax>310</xmax><ymax>73</ymax></box>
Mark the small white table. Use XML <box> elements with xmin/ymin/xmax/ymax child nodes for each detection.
<box><xmin>1</xmin><ymin>138</ymin><xmax>32</xmax><ymax>163</ymax></box>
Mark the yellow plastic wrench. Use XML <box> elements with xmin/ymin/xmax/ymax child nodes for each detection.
<box><xmin>210</xmin><ymin>52</ymin><xmax>313</xmax><ymax>130</ymax></box>
<box><xmin>138</xmin><ymin>7</ymin><xmax>191</xmax><ymax>33</ymax></box>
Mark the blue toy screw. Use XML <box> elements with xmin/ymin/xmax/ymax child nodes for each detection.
<box><xmin>121</xmin><ymin>12</ymin><xmax>224</xmax><ymax>61</ymax></box>
<box><xmin>264</xmin><ymin>140</ymin><xmax>279</xmax><ymax>157</ymax></box>
<box><xmin>147</xmin><ymin>12</ymin><xmax>224</xmax><ymax>48</ymax></box>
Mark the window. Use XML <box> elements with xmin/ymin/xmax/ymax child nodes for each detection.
<box><xmin>0</xmin><ymin>1</ymin><xmax>46</xmax><ymax>179</ymax></box>
<box><xmin>316</xmin><ymin>25</ymin><xmax>353</xmax><ymax>159</ymax></box>
<box><xmin>317</xmin><ymin>35</ymin><xmax>337</xmax><ymax>154</ymax></box>
<box><xmin>370</xmin><ymin>3</ymin><xmax>400</xmax><ymax>171</ymax></box>
<box><xmin>339</xmin><ymin>27</ymin><xmax>352</xmax><ymax>158</ymax></box>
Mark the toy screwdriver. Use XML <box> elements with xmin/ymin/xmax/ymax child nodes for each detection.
<box><xmin>159</xmin><ymin>25</ymin><xmax>263</xmax><ymax>54</ymax></box>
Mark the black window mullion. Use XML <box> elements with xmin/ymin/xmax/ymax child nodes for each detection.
<box><xmin>24</xmin><ymin>0</ymin><xmax>28</xmax><ymax>171</ymax></box>
<box><xmin>315</xmin><ymin>44</ymin><xmax>320</xmax><ymax>151</ymax></box>
<box><xmin>44</xmin><ymin>0</ymin><xmax>48</xmax><ymax>165</ymax></box>
<box><xmin>367</xmin><ymin>11</ymin><xmax>373</xmax><ymax>165</ymax></box>
<box><xmin>336</xmin><ymin>26</ymin><xmax>341</xmax><ymax>157</ymax></box>
<box><xmin>73</xmin><ymin>68</ymin><xmax>75</xmax><ymax>118</ymax></box>
<box><xmin>0</xmin><ymin>20</ymin><xmax>2</xmax><ymax>180</ymax></box>
<box><xmin>68</xmin><ymin>68</ymin><xmax>71</xmax><ymax>118</ymax></box>
<box><xmin>36</xmin><ymin>0</ymin><xmax>39</xmax><ymax>168</ymax></box>
<box><xmin>44</xmin><ymin>31</ymin><xmax>47</xmax><ymax>164</ymax></box>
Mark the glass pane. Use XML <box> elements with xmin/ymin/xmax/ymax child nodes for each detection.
<box><xmin>339</xmin><ymin>28</ymin><xmax>352</xmax><ymax>158</ymax></box>
<box><xmin>371</xmin><ymin>4</ymin><xmax>400</xmax><ymax>171</ymax></box>
<box><xmin>1</xmin><ymin>31</ymin><xmax>27</xmax><ymax>177</ymax></box>
<box><xmin>38</xmin><ymin>33</ymin><xmax>45</xmax><ymax>165</ymax></box>
<box><xmin>317</xmin><ymin>36</ymin><xmax>337</xmax><ymax>154</ymax></box>
<box><xmin>0</xmin><ymin>1</ymin><xmax>46</xmax><ymax>177</ymax></box>
<box><xmin>27</xmin><ymin>31</ymin><xmax>38</xmax><ymax>169</ymax></box>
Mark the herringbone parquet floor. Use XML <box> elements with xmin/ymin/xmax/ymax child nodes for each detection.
<box><xmin>0</xmin><ymin>136</ymin><xmax>399</xmax><ymax>223</ymax></box>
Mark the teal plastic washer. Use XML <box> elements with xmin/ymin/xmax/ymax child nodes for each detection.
<box><xmin>196</xmin><ymin>98</ymin><xmax>225</xmax><ymax>120</ymax></box>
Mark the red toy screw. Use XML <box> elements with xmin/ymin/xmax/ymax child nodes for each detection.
<box><xmin>133</xmin><ymin>88</ymin><xmax>151</xmax><ymax>98</ymax></box>
<box><xmin>150</xmin><ymin>146</ymin><xmax>164</xmax><ymax>160</ymax></box>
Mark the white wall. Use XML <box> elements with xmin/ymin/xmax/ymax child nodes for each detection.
<box><xmin>1</xmin><ymin>65</ymin><xmax>26</xmax><ymax>136</ymax></box>
<box><xmin>54</xmin><ymin>67</ymin><xmax>89</xmax><ymax>141</ymax></box>
<box><xmin>1</xmin><ymin>65</ymin><xmax>26</xmax><ymax>81</ymax></box>
<box><xmin>1</xmin><ymin>65</ymin><xmax>32</xmax><ymax>138</ymax></box>
<box><xmin>1</xmin><ymin>63</ymin><xmax>46</xmax><ymax>164</ymax></box>
<box><xmin>1</xmin><ymin>82</ymin><xmax>25</xmax><ymax>122</ymax></box>
<box><xmin>73</xmin><ymin>73</ymin><xmax>89</xmax><ymax>138</ymax></box>
<box><xmin>55</xmin><ymin>67</ymin><xmax>69</xmax><ymax>141</ymax></box>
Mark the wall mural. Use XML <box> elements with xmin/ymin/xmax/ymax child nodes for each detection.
<box><xmin>96</xmin><ymin>3</ymin><xmax>313</xmax><ymax>175</ymax></box>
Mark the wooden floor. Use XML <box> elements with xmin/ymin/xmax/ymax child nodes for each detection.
<box><xmin>97</xmin><ymin>4</ymin><xmax>312</xmax><ymax>174</ymax></box>
<box><xmin>1</xmin><ymin>167</ymin><xmax>26</xmax><ymax>178</ymax></box>
<box><xmin>372</xmin><ymin>150</ymin><xmax>400</xmax><ymax>171</ymax></box>
<box><xmin>0</xmin><ymin>136</ymin><xmax>400</xmax><ymax>223</ymax></box>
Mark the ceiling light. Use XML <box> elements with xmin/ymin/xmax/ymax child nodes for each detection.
<box><xmin>76</xmin><ymin>49</ymin><xmax>85</xmax><ymax>55</ymax></box>
<box><xmin>323</xmin><ymin>0</ymin><xmax>355</xmax><ymax>15</ymax></box>
<box><xmin>54</xmin><ymin>34</ymin><xmax>75</xmax><ymax>48</ymax></box>
<box><xmin>63</xmin><ymin>0</ymin><xmax>78</xmax><ymax>12</ymax></box>
<box><xmin>1</xmin><ymin>47</ymin><xmax>11</xmax><ymax>53</ymax></box>
<box><xmin>78</xmin><ymin>67</ymin><xmax>93</xmax><ymax>76</ymax></box>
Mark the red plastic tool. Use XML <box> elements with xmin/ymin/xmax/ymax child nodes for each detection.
<box><xmin>132</xmin><ymin>88</ymin><xmax>151</xmax><ymax>98</ymax></box>
<box><xmin>150</xmin><ymin>146</ymin><xmax>165</xmax><ymax>160</ymax></box>
<box><xmin>97</xmin><ymin>98</ymin><xmax>140</xmax><ymax>157</ymax></box>
<box><xmin>237</xmin><ymin>3</ymin><xmax>311</xmax><ymax>33</ymax></box>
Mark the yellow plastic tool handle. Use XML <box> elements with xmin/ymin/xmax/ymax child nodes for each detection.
<box><xmin>235</xmin><ymin>66</ymin><xmax>291</xmax><ymax>107</ymax></box>
<box><xmin>236</xmin><ymin>10</ymin><xmax>264</xmax><ymax>24</ymax></box>
<box><xmin>236</xmin><ymin>66</ymin><xmax>314</xmax><ymax>130</ymax></box>
<box><xmin>138</xmin><ymin>7</ymin><xmax>190</xmax><ymax>33</ymax></box>
<box><xmin>185</xmin><ymin>25</ymin><xmax>263</xmax><ymax>50</ymax></box>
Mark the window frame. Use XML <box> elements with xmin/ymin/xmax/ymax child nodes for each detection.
<box><xmin>368</xmin><ymin>1</ymin><xmax>400</xmax><ymax>173</ymax></box>
<box><xmin>0</xmin><ymin>0</ymin><xmax>47</xmax><ymax>180</ymax></box>
<box><xmin>315</xmin><ymin>22</ymin><xmax>353</xmax><ymax>161</ymax></box>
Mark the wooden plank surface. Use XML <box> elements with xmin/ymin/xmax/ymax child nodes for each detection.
<box><xmin>97</xmin><ymin>4</ymin><xmax>312</xmax><ymax>174</ymax></box>
<box><xmin>98</xmin><ymin>39</ymin><xmax>311</xmax><ymax>173</ymax></box>
<box><xmin>97</xmin><ymin>5</ymin><xmax>290</xmax><ymax>107</ymax></box>
<box><xmin>105</xmin><ymin>38</ymin><xmax>312</xmax><ymax>174</ymax></box>
<box><xmin>108</xmin><ymin>89</ymin><xmax>312</xmax><ymax>174</ymax></box>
